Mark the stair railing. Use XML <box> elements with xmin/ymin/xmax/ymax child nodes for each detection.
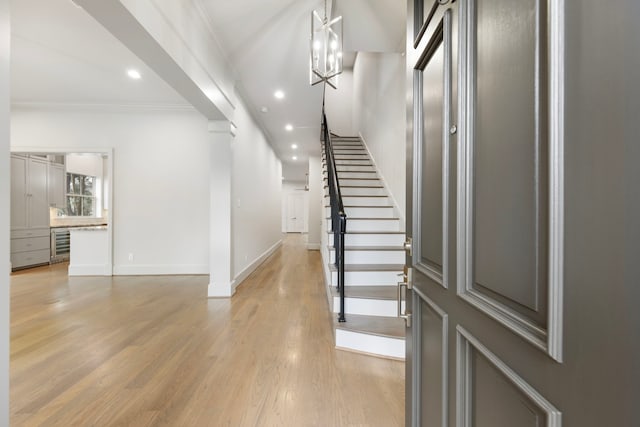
<box><xmin>322</xmin><ymin>106</ymin><xmax>347</xmax><ymax>323</ymax></box>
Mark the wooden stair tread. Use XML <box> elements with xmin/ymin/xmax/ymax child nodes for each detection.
<box><xmin>334</xmin><ymin>314</ymin><xmax>405</xmax><ymax>339</ymax></box>
<box><xmin>327</xmin><ymin>230</ymin><xmax>404</xmax><ymax>234</ymax></box>
<box><xmin>331</xmin><ymin>285</ymin><xmax>397</xmax><ymax>300</ymax></box>
<box><xmin>324</xmin><ymin>194</ymin><xmax>389</xmax><ymax>199</ymax></box>
<box><xmin>325</xmin><ymin>216</ymin><xmax>399</xmax><ymax>221</ymax></box>
<box><xmin>328</xmin><ymin>263</ymin><xmax>404</xmax><ymax>272</ymax></box>
<box><xmin>328</xmin><ymin>245</ymin><xmax>405</xmax><ymax>251</ymax></box>
<box><xmin>323</xmin><ymin>178</ymin><xmax>379</xmax><ymax>181</ymax></box>
<box><xmin>324</xmin><ymin>185</ymin><xmax>384</xmax><ymax>189</ymax></box>
<box><xmin>332</xmin><ymin>150</ymin><xmax>367</xmax><ymax>153</ymax></box>
<box><xmin>324</xmin><ymin>171</ymin><xmax>378</xmax><ymax>174</ymax></box>
<box><xmin>324</xmin><ymin>205</ymin><xmax>393</xmax><ymax>208</ymax></box>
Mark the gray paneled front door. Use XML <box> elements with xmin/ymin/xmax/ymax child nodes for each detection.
<box><xmin>404</xmin><ymin>0</ymin><xmax>564</xmax><ymax>425</ymax></box>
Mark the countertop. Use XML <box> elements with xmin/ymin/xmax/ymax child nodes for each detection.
<box><xmin>70</xmin><ymin>226</ymin><xmax>108</xmax><ymax>232</ymax></box>
<box><xmin>51</xmin><ymin>224</ymin><xmax>107</xmax><ymax>229</ymax></box>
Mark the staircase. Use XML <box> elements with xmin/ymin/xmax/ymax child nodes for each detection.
<box><xmin>321</xmin><ymin>135</ymin><xmax>406</xmax><ymax>359</ymax></box>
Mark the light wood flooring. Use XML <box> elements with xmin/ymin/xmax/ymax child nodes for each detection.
<box><xmin>10</xmin><ymin>235</ymin><xmax>404</xmax><ymax>426</ymax></box>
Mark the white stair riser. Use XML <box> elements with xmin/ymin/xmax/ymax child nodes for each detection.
<box><xmin>325</xmin><ymin>206</ymin><xmax>395</xmax><ymax>218</ymax></box>
<box><xmin>334</xmin><ymin>160</ymin><xmax>372</xmax><ymax>165</ymax></box>
<box><xmin>327</xmin><ymin>218</ymin><xmax>400</xmax><ymax>231</ymax></box>
<box><xmin>324</xmin><ymin>179</ymin><xmax>380</xmax><ymax>187</ymax></box>
<box><xmin>330</xmin><ymin>172</ymin><xmax>379</xmax><ymax>179</ymax></box>
<box><xmin>331</xmin><ymin>270</ymin><xmax>402</xmax><ymax>286</ymax></box>
<box><xmin>329</xmin><ymin>249</ymin><xmax>405</xmax><ymax>264</ymax></box>
<box><xmin>336</xmin><ymin>165</ymin><xmax>376</xmax><ymax>172</ymax></box>
<box><xmin>332</xmin><ymin>297</ymin><xmax>401</xmax><ymax>317</ymax></box>
<box><xmin>324</xmin><ymin>195</ymin><xmax>390</xmax><ymax>206</ymax></box>
<box><xmin>325</xmin><ymin>187</ymin><xmax>385</xmax><ymax>196</ymax></box>
<box><xmin>342</xmin><ymin>196</ymin><xmax>390</xmax><ymax>205</ymax></box>
<box><xmin>329</xmin><ymin>233</ymin><xmax>405</xmax><ymax>246</ymax></box>
<box><xmin>335</xmin><ymin>329</ymin><xmax>405</xmax><ymax>359</ymax></box>
<box><xmin>333</xmin><ymin>151</ymin><xmax>367</xmax><ymax>156</ymax></box>
<box><xmin>334</xmin><ymin>157</ymin><xmax>370</xmax><ymax>162</ymax></box>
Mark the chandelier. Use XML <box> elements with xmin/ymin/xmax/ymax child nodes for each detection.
<box><xmin>310</xmin><ymin>0</ymin><xmax>343</xmax><ymax>89</ymax></box>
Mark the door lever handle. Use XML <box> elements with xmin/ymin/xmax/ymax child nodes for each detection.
<box><xmin>397</xmin><ymin>266</ymin><xmax>413</xmax><ymax>328</ymax></box>
<box><xmin>397</xmin><ymin>280</ymin><xmax>412</xmax><ymax>328</ymax></box>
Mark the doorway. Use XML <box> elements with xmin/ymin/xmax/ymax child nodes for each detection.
<box><xmin>285</xmin><ymin>192</ymin><xmax>306</xmax><ymax>233</ymax></box>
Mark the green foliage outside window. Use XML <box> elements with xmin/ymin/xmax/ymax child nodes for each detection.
<box><xmin>66</xmin><ymin>173</ymin><xmax>96</xmax><ymax>216</ymax></box>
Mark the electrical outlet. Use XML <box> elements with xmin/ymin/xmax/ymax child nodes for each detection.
<box><xmin>128</xmin><ymin>253</ymin><xmax>134</xmax><ymax>262</ymax></box>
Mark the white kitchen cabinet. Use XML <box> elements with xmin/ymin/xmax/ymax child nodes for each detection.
<box><xmin>10</xmin><ymin>155</ymin><xmax>52</xmax><ymax>270</ymax></box>
<box><xmin>10</xmin><ymin>155</ymin><xmax>28</xmax><ymax>230</ymax></box>
<box><xmin>29</xmin><ymin>158</ymin><xmax>50</xmax><ymax>229</ymax></box>
<box><xmin>10</xmin><ymin>228</ymin><xmax>51</xmax><ymax>269</ymax></box>
<box><xmin>11</xmin><ymin>155</ymin><xmax>49</xmax><ymax>230</ymax></box>
<box><xmin>48</xmin><ymin>163</ymin><xmax>66</xmax><ymax>209</ymax></box>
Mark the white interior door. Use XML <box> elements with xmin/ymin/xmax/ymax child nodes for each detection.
<box><xmin>286</xmin><ymin>193</ymin><xmax>305</xmax><ymax>233</ymax></box>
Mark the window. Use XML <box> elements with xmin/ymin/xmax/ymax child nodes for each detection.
<box><xmin>66</xmin><ymin>173</ymin><xmax>96</xmax><ymax>216</ymax></box>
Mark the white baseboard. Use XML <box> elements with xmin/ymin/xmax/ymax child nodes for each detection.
<box><xmin>113</xmin><ymin>264</ymin><xmax>208</xmax><ymax>276</ymax></box>
<box><xmin>232</xmin><ymin>239</ymin><xmax>283</xmax><ymax>293</ymax></box>
<box><xmin>208</xmin><ymin>281</ymin><xmax>234</xmax><ymax>298</ymax></box>
<box><xmin>306</xmin><ymin>243</ymin><xmax>320</xmax><ymax>250</ymax></box>
<box><xmin>68</xmin><ymin>264</ymin><xmax>112</xmax><ymax>276</ymax></box>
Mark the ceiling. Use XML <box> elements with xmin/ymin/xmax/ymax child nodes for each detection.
<box><xmin>10</xmin><ymin>0</ymin><xmax>405</xmax><ymax>167</ymax></box>
<box><xmin>10</xmin><ymin>0</ymin><xmax>189</xmax><ymax>106</ymax></box>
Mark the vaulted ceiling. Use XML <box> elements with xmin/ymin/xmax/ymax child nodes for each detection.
<box><xmin>10</xmin><ymin>0</ymin><xmax>405</xmax><ymax>167</ymax></box>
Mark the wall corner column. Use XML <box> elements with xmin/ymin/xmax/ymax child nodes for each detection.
<box><xmin>207</xmin><ymin>120</ymin><xmax>236</xmax><ymax>297</ymax></box>
<box><xmin>0</xmin><ymin>0</ymin><xmax>9</xmax><ymax>422</ymax></box>
<box><xmin>307</xmin><ymin>155</ymin><xmax>322</xmax><ymax>250</ymax></box>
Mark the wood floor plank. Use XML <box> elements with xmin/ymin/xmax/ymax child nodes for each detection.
<box><xmin>10</xmin><ymin>235</ymin><xmax>404</xmax><ymax>426</ymax></box>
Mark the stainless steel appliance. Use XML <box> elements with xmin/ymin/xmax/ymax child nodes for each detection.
<box><xmin>50</xmin><ymin>228</ymin><xmax>70</xmax><ymax>263</ymax></box>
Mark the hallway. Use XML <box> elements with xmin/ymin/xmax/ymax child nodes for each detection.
<box><xmin>10</xmin><ymin>235</ymin><xmax>404</xmax><ymax>426</ymax></box>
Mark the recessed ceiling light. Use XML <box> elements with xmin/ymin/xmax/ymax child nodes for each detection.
<box><xmin>127</xmin><ymin>69</ymin><xmax>141</xmax><ymax>80</ymax></box>
<box><xmin>285</xmin><ymin>124</ymin><xmax>293</xmax><ymax>131</ymax></box>
<box><xmin>291</xmin><ymin>144</ymin><xmax>298</xmax><ymax>149</ymax></box>
<box><xmin>274</xmin><ymin>90</ymin><xmax>285</xmax><ymax>99</ymax></box>
<box><xmin>292</xmin><ymin>156</ymin><xmax>298</xmax><ymax>160</ymax></box>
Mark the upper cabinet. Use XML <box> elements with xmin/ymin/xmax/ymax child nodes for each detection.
<box><xmin>10</xmin><ymin>156</ymin><xmax>28</xmax><ymax>230</ymax></box>
<box><xmin>48</xmin><ymin>163</ymin><xmax>65</xmax><ymax>209</ymax></box>
<box><xmin>10</xmin><ymin>155</ymin><xmax>50</xmax><ymax>231</ymax></box>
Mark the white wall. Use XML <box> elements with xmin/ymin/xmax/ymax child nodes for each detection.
<box><xmin>307</xmin><ymin>156</ymin><xmax>322</xmax><ymax>250</ymax></box>
<box><xmin>282</xmin><ymin>161</ymin><xmax>308</xmax><ymax>181</ymax></box>
<box><xmin>10</xmin><ymin>107</ymin><xmax>212</xmax><ymax>275</ymax></box>
<box><xmin>231</xmin><ymin>98</ymin><xmax>283</xmax><ymax>279</ymax></box>
<box><xmin>325</xmin><ymin>69</ymin><xmax>354</xmax><ymax>136</ymax></box>
<box><xmin>0</xmin><ymin>0</ymin><xmax>9</xmax><ymax>422</ymax></box>
<box><xmin>281</xmin><ymin>181</ymin><xmax>308</xmax><ymax>233</ymax></box>
<box><xmin>353</xmin><ymin>52</ymin><xmax>406</xmax><ymax>220</ymax></box>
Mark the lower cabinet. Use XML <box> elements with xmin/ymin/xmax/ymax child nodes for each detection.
<box><xmin>11</xmin><ymin>228</ymin><xmax>51</xmax><ymax>270</ymax></box>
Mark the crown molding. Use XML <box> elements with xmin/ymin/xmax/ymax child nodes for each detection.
<box><xmin>11</xmin><ymin>102</ymin><xmax>197</xmax><ymax>113</ymax></box>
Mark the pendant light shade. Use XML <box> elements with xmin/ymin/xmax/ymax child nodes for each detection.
<box><xmin>310</xmin><ymin>0</ymin><xmax>343</xmax><ymax>89</ymax></box>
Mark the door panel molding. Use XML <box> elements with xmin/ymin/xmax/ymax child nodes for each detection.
<box><xmin>455</xmin><ymin>326</ymin><xmax>562</xmax><ymax>427</ymax></box>
<box><xmin>413</xmin><ymin>287</ymin><xmax>449</xmax><ymax>427</ymax></box>
<box><xmin>456</xmin><ymin>0</ymin><xmax>565</xmax><ymax>361</ymax></box>
<box><xmin>412</xmin><ymin>11</ymin><xmax>452</xmax><ymax>289</ymax></box>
